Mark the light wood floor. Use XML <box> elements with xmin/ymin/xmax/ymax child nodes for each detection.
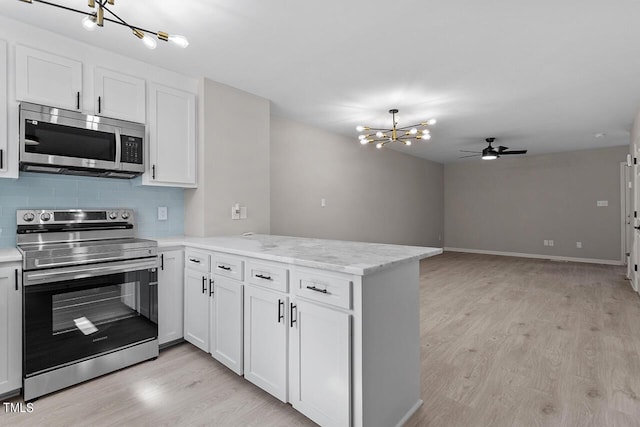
<box><xmin>3</xmin><ymin>252</ymin><xmax>640</xmax><ymax>427</ymax></box>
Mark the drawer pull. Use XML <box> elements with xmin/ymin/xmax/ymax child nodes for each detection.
<box><xmin>189</xmin><ymin>258</ymin><xmax>201</xmax><ymax>264</ymax></box>
<box><xmin>209</xmin><ymin>278</ymin><xmax>215</xmax><ymax>297</ymax></box>
<box><xmin>255</xmin><ymin>273</ymin><xmax>273</xmax><ymax>281</ymax></box>
<box><xmin>201</xmin><ymin>276</ymin><xmax>206</xmax><ymax>294</ymax></box>
<box><xmin>306</xmin><ymin>285</ymin><xmax>328</xmax><ymax>294</ymax></box>
<box><xmin>217</xmin><ymin>265</ymin><xmax>231</xmax><ymax>271</ymax></box>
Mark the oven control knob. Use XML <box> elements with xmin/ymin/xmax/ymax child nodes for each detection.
<box><xmin>121</xmin><ymin>211</ymin><xmax>130</xmax><ymax>220</ymax></box>
<box><xmin>23</xmin><ymin>212</ymin><xmax>35</xmax><ymax>222</ymax></box>
<box><xmin>40</xmin><ymin>212</ymin><xmax>52</xmax><ymax>222</ymax></box>
<box><xmin>109</xmin><ymin>211</ymin><xmax>118</xmax><ymax>220</ymax></box>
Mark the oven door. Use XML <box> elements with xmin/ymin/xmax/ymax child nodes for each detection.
<box><xmin>23</xmin><ymin>258</ymin><xmax>158</xmax><ymax>378</ymax></box>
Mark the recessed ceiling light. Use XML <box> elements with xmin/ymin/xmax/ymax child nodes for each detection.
<box><xmin>594</xmin><ymin>132</ymin><xmax>606</xmax><ymax>138</ymax></box>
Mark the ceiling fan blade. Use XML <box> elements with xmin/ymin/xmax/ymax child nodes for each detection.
<box><xmin>499</xmin><ymin>150</ymin><xmax>528</xmax><ymax>155</ymax></box>
<box><xmin>497</xmin><ymin>146</ymin><xmax>509</xmax><ymax>152</ymax></box>
<box><xmin>459</xmin><ymin>154</ymin><xmax>480</xmax><ymax>158</ymax></box>
<box><xmin>459</xmin><ymin>150</ymin><xmax>481</xmax><ymax>153</ymax></box>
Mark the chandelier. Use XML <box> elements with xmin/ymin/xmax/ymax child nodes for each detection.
<box><xmin>357</xmin><ymin>109</ymin><xmax>436</xmax><ymax>149</ymax></box>
<box><xmin>18</xmin><ymin>0</ymin><xmax>189</xmax><ymax>50</ymax></box>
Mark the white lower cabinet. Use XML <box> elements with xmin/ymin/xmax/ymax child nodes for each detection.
<box><xmin>289</xmin><ymin>299</ymin><xmax>351</xmax><ymax>427</ymax></box>
<box><xmin>183</xmin><ymin>267</ymin><xmax>210</xmax><ymax>352</ymax></box>
<box><xmin>158</xmin><ymin>249</ymin><xmax>184</xmax><ymax>346</ymax></box>
<box><xmin>243</xmin><ymin>284</ymin><xmax>289</xmax><ymax>402</ymax></box>
<box><xmin>210</xmin><ymin>275</ymin><xmax>243</xmax><ymax>375</ymax></box>
<box><xmin>0</xmin><ymin>264</ymin><xmax>21</xmax><ymax>396</ymax></box>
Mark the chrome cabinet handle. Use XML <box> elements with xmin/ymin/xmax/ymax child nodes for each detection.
<box><xmin>255</xmin><ymin>273</ymin><xmax>272</xmax><ymax>281</ymax></box>
<box><xmin>306</xmin><ymin>285</ymin><xmax>328</xmax><ymax>294</ymax></box>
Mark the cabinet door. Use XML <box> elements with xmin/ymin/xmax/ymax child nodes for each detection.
<box><xmin>158</xmin><ymin>250</ymin><xmax>184</xmax><ymax>346</ymax></box>
<box><xmin>0</xmin><ymin>40</ymin><xmax>8</xmax><ymax>176</ymax></box>
<box><xmin>15</xmin><ymin>45</ymin><xmax>82</xmax><ymax>110</ymax></box>
<box><xmin>289</xmin><ymin>299</ymin><xmax>351</xmax><ymax>427</ymax></box>
<box><xmin>183</xmin><ymin>268</ymin><xmax>209</xmax><ymax>352</ymax></box>
<box><xmin>147</xmin><ymin>83</ymin><xmax>197</xmax><ymax>187</ymax></box>
<box><xmin>210</xmin><ymin>276</ymin><xmax>243</xmax><ymax>375</ymax></box>
<box><xmin>244</xmin><ymin>285</ymin><xmax>288</xmax><ymax>402</ymax></box>
<box><xmin>0</xmin><ymin>266</ymin><xmax>21</xmax><ymax>395</ymax></box>
<box><xmin>94</xmin><ymin>67</ymin><xmax>146</xmax><ymax>123</ymax></box>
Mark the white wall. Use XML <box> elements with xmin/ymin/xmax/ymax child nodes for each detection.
<box><xmin>185</xmin><ymin>78</ymin><xmax>270</xmax><ymax>236</ymax></box>
<box><xmin>270</xmin><ymin>116</ymin><xmax>444</xmax><ymax>246</ymax></box>
<box><xmin>444</xmin><ymin>146</ymin><xmax>628</xmax><ymax>261</ymax></box>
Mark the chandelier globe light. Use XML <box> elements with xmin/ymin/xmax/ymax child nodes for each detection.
<box><xmin>356</xmin><ymin>109</ymin><xmax>436</xmax><ymax>149</ymax></box>
<box><xmin>18</xmin><ymin>0</ymin><xmax>189</xmax><ymax>50</ymax></box>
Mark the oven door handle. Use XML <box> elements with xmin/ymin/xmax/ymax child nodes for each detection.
<box><xmin>23</xmin><ymin>257</ymin><xmax>158</xmax><ymax>286</ymax></box>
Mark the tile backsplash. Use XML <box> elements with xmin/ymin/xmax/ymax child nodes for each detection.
<box><xmin>0</xmin><ymin>173</ymin><xmax>184</xmax><ymax>248</ymax></box>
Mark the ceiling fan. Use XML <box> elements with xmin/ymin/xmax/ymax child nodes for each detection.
<box><xmin>459</xmin><ymin>137</ymin><xmax>528</xmax><ymax>160</ymax></box>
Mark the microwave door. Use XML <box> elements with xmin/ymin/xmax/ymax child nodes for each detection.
<box><xmin>22</xmin><ymin>115</ymin><xmax>119</xmax><ymax>171</ymax></box>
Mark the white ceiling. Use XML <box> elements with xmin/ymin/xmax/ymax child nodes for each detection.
<box><xmin>2</xmin><ymin>0</ymin><xmax>639</xmax><ymax>163</ymax></box>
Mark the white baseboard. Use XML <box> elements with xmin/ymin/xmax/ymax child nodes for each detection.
<box><xmin>444</xmin><ymin>247</ymin><xmax>624</xmax><ymax>266</ymax></box>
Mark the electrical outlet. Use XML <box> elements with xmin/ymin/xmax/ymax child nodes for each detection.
<box><xmin>544</xmin><ymin>240</ymin><xmax>549</xmax><ymax>246</ymax></box>
<box><xmin>549</xmin><ymin>240</ymin><xmax>554</xmax><ymax>247</ymax></box>
<box><xmin>321</xmin><ymin>198</ymin><xmax>326</xmax><ymax>208</ymax></box>
<box><xmin>157</xmin><ymin>206</ymin><xmax>168</xmax><ymax>221</ymax></box>
<box><xmin>576</xmin><ymin>241</ymin><xmax>582</xmax><ymax>248</ymax></box>
<box><xmin>597</xmin><ymin>200</ymin><xmax>608</xmax><ymax>207</ymax></box>
<box><xmin>231</xmin><ymin>204</ymin><xmax>241</xmax><ymax>220</ymax></box>
<box><xmin>240</xmin><ymin>206</ymin><xmax>247</xmax><ymax>219</ymax></box>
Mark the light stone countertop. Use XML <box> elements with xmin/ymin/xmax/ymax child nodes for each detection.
<box><xmin>0</xmin><ymin>248</ymin><xmax>21</xmax><ymax>263</ymax></box>
<box><xmin>156</xmin><ymin>234</ymin><xmax>442</xmax><ymax>275</ymax></box>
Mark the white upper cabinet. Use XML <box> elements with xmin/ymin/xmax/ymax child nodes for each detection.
<box><xmin>15</xmin><ymin>45</ymin><xmax>82</xmax><ymax>111</ymax></box>
<box><xmin>146</xmin><ymin>83</ymin><xmax>197</xmax><ymax>188</ymax></box>
<box><xmin>0</xmin><ymin>40</ymin><xmax>8</xmax><ymax>176</ymax></box>
<box><xmin>94</xmin><ymin>67</ymin><xmax>146</xmax><ymax>123</ymax></box>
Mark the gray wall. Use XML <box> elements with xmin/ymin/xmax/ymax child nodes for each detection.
<box><xmin>444</xmin><ymin>146</ymin><xmax>628</xmax><ymax>261</ymax></box>
<box><xmin>270</xmin><ymin>116</ymin><xmax>444</xmax><ymax>246</ymax></box>
<box><xmin>185</xmin><ymin>78</ymin><xmax>271</xmax><ymax>236</ymax></box>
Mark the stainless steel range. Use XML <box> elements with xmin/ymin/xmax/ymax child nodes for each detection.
<box><xmin>17</xmin><ymin>209</ymin><xmax>159</xmax><ymax>401</ymax></box>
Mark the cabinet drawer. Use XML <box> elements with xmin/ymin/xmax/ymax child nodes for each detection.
<box><xmin>185</xmin><ymin>250</ymin><xmax>209</xmax><ymax>273</ymax></box>
<box><xmin>293</xmin><ymin>270</ymin><xmax>352</xmax><ymax>310</ymax></box>
<box><xmin>246</xmin><ymin>260</ymin><xmax>289</xmax><ymax>293</ymax></box>
<box><xmin>212</xmin><ymin>254</ymin><xmax>244</xmax><ymax>281</ymax></box>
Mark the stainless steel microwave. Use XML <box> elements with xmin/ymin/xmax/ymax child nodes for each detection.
<box><xmin>19</xmin><ymin>102</ymin><xmax>145</xmax><ymax>178</ymax></box>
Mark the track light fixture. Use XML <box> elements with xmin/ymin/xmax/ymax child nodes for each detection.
<box><xmin>356</xmin><ymin>109</ymin><xmax>436</xmax><ymax>149</ymax></box>
<box><xmin>18</xmin><ymin>0</ymin><xmax>189</xmax><ymax>50</ymax></box>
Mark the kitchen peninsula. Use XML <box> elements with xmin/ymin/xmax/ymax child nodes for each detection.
<box><xmin>157</xmin><ymin>234</ymin><xmax>441</xmax><ymax>427</ymax></box>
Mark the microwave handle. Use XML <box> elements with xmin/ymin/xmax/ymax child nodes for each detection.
<box><xmin>114</xmin><ymin>128</ymin><xmax>122</xmax><ymax>169</ymax></box>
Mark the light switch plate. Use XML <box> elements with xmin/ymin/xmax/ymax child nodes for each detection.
<box><xmin>157</xmin><ymin>206</ymin><xmax>168</xmax><ymax>221</ymax></box>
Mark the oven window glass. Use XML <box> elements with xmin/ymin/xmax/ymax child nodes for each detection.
<box><xmin>52</xmin><ymin>283</ymin><xmax>139</xmax><ymax>336</ymax></box>
<box><xmin>24</xmin><ymin>269</ymin><xmax>157</xmax><ymax>376</ymax></box>
<box><xmin>25</xmin><ymin>120</ymin><xmax>116</xmax><ymax>161</ymax></box>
